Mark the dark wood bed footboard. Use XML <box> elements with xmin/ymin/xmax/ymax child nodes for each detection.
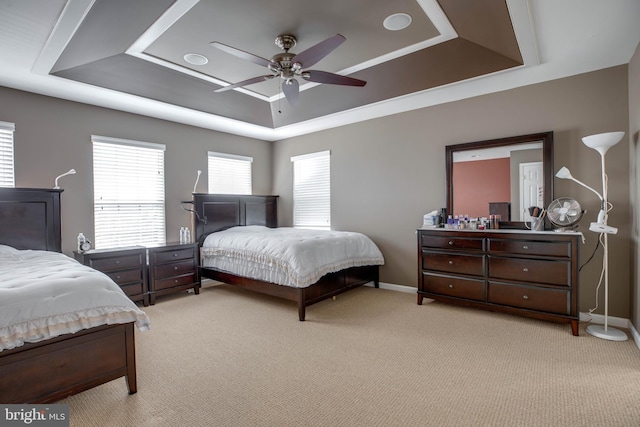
<box><xmin>200</xmin><ymin>265</ymin><xmax>379</xmax><ymax>321</ymax></box>
<box><xmin>0</xmin><ymin>323</ymin><xmax>137</xmax><ymax>403</ymax></box>
<box><xmin>0</xmin><ymin>188</ymin><xmax>140</xmax><ymax>403</ymax></box>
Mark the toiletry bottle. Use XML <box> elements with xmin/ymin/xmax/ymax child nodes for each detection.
<box><xmin>77</xmin><ymin>233</ymin><xmax>86</xmax><ymax>252</ymax></box>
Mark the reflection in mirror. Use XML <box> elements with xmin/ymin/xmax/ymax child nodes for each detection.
<box><xmin>446</xmin><ymin>132</ymin><xmax>554</xmax><ymax>227</ymax></box>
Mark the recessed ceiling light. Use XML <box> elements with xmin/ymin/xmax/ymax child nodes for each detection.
<box><xmin>383</xmin><ymin>13</ymin><xmax>412</xmax><ymax>31</ymax></box>
<box><xmin>184</xmin><ymin>53</ymin><xmax>208</xmax><ymax>65</ymax></box>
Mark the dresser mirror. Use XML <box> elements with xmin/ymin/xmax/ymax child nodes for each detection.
<box><xmin>445</xmin><ymin>131</ymin><xmax>554</xmax><ymax>227</ymax></box>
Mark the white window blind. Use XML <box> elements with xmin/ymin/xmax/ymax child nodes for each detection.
<box><xmin>92</xmin><ymin>135</ymin><xmax>166</xmax><ymax>249</ymax></box>
<box><xmin>291</xmin><ymin>150</ymin><xmax>330</xmax><ymax>230</ymax></box>
<box><xmin>208</xmin><ymin>151</ymin><xmax>252</xmax><ymax>194</ymax></box>
<box><xmin>0</xmin><ymin>121</ymin><xmax>15</xmax><ymax>188</ymax></box>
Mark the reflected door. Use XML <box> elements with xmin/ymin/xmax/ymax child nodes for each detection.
<box><xmin>519</xmin><ymin>162</ymin><xmax>543</xmax><ymax>221</ymax></box>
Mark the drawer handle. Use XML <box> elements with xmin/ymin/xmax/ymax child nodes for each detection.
<box><xmin>174</xmin><ymin>279</ymin><xmax>179</xmax><ymax>283</ymax></box>
<box><xmin>173</xmin><ymin>253</ymin><xmax>178</xmax><ymax>257</ymax></box>
<box><xmin>448</xmin><ymin>241</ymin><xmax>454</xmax><ymax>246</ymax></box>
<box><xmin>116</xmin><ymin>275</ymin><xmax>121</xmax><ymax>280</ymax></box>
<box><xmin>115</xmin><ymin>260</ymin><xmax>120</xmax><ymax>264</ymax></box>
<box><xmin>448</xmin><ymin>284</ymin><xmax>454</xmax><ymax>288</ymax></box>
<box><xmin>523</xmin><ymin>295</ymin><xmax>529</xmax><ymax>300</ymax></box>
<box><xmin>522</xmin><ymin>245</ymin><xmax>529</xmax><ymax>250</ymax></box>
<box><xmin>523</xmin><ymin>267</ymin><xmax>529</xmax><ymax>272</ymax></box>
<box><xmin>448</xmin><ymin>260</ymin><xmax>454</xmax><ymax>265</ymax></box>
<box><xmin>174</xmin><ymin>266</ymin><xmax>179</xmax><ymax>270</ymax></box>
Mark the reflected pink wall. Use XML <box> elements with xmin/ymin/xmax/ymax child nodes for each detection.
<box><xmin>452</xmin><ymin>158</ymin><xmax>510</xmax><ymax>218</ymax></box>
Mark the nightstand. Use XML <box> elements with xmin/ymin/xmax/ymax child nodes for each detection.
<box><xmin>147</xmin><ymin>242</ymin><xmax>200</xmax><ymax>305</ymax></box>
<box><xmin>74</xmin><ymin>246</ymin><xmax>149</xmax><ymax>306</ymax></box>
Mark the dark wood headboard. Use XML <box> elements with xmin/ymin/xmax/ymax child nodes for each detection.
<box><xmin>0</xmin><ymin>188</ymin><xmax>63</xmax><ymax>252</ymax></box>
<box><xmin>192</xmin><ymin>194</ymin><xmax>278</xmax><ymax>243</ymax></box>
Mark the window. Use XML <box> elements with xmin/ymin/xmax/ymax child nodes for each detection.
<box><xmin>291</xmin><ymin>150</ymin><xmax>330</xmax><ymax>230</ymax></box>
<box><xmin>92</xmin><ymin>135</ymin><xmax>166</xmax><ymax>249</ymax></box>
<box><xmin>208</xmin><ymin>151</ymin><xmax>252</xmax><ymax>194</ymax></box>
<box><xmin>0</xmin><ymin>121</ymin><xmax>15</xmax><ymax>187</ymax></box>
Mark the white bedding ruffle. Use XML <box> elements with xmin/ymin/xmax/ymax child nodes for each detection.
<box><xmin>0</xmin><ymin>245</ymin><xmax>150</xmax><ymax>352</ymax></box>
<box><xmin>201</xmin><ymin>226</ymin><xmax>384</xmax><ymax>288</ymax></box>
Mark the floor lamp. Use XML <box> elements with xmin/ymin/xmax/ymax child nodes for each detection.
<box><xmin>556</xmin><ymin>131</ymin><xmax>627</xmax><ymax>341</ymax></box>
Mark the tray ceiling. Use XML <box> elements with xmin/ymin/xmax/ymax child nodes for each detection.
<box><xmin>0</xmin><ymin>0</ymin><xmax>639</xmax><ymax>140</ymax></box>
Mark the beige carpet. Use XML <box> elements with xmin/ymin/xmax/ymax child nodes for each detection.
<box><xmin>64</xmin><ymin>284</ymin><xmax>640</xmax><ymax>427</ymax></box>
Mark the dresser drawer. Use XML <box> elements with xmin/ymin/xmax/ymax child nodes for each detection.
<box><xmin>420</xmin><ymin>234</ymin><xmax>484</xmax><ymax>251</ymax></box>
<box><xmin>154</xmin><ymin>273</ymin><xmax>197</xmax><ymax>291</ymax></box>
<box><xmin>88</xmin><ymin>254</ymin><xmax>143</xmax><ymax>272</ymax></box>
<box><xmin>488</xmin><ymin>282</ymin><xmax>570</xmax><ymax>315</ymax></box>
<box><xmin>154</xmin><ymin>259</ymin><xmax>195</xmax><ymax>279</ymax></box>
<box><xmin>488</xmin><ymin>239</ymin><xmax>571</xmax><ymax>258</ymax></box>
<box><xmin>153</xmin><ymin>247</ymin><xmax>195</xmax><ymax>264</ymax></box>
<box><xmin>105</xmin><ymin>268</ymin><xmax>144</xmax><ymax>285</ymax></box>
<box><xmin>489</xmin><ymin>256</ymin><xmax>570</xmax><ymax>286</ymax></box>
<box><xmin>422</xmin><ymin>273</ymin><xmax>485</xmax><ymax>301</ymax></box>
<box><xmin>422</xmin><ymin>250</ymin><xmax>485</xmax><ymax>276</ymax></box>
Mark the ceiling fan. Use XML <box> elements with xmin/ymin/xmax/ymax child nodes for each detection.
<box><xmin>210</xmin><ymin>34</ymin><xmax>366</xmax><ymax>105</ymax></box>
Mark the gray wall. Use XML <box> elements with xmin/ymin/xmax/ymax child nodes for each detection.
<box><xmin>0</xmin><ymin>87</ymin><xmax>272</xmax><ymax>254</ymax></box>
<box><xmin>273</xmin><ymin>65</ymin><xmax>633</xmax><ymax>320</ymax></box>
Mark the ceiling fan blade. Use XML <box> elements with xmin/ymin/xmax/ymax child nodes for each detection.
<box><xmin>290</xmin><ymin>34</ymin><xmax>346</xmax><ymax>69</ymax></box>
<box><xmin>282</xmin><ymin>79</ymin><xmax>299</xmax><ymax>105</ymax></box>
<box><xmin>214</xmin><ymin>75</ymin><xmax>275</xmax><ymax>92</ymax></box>
<box><xmin>302</xmin><ymin>70</ymin><xmax>366</xmax><ymax>87</ymax></box>
<box><xmin>210</xmin><ymin>41</ymin><xmax>274</xmax><ymax>68</ymax></box>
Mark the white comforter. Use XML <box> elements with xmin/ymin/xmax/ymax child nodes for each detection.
<box><xmin>0</xmin><ymin>245</ymin><xmax>150</xmax><ymax>352</ymax></box>
<box><xmin>201</xmin><ymin>226</ymin><xmax>384</xmax><ymax>288</ymax></box>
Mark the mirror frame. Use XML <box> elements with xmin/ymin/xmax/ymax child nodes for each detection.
<box><xmin>445</xmin><ymin>131</ymin><xmax>554</xmax><ymax>228</ymax></box>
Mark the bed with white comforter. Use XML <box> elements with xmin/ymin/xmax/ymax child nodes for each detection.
<box><xmin>0</xmin><ymin>244</ymin><xmax>150</xmax><ymax>352</ymax></box>
<box><xmin>201</xmin><ymin>226</ymin><xmax>384</xmax><ymax>288</ymax></box>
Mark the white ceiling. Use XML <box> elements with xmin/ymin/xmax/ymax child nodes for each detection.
<box><xmin>0</xmin><ymin>0</ymin><xmax>638</xmax><ymax>141</ymax></box>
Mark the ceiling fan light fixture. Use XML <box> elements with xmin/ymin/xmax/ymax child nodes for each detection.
<box><xmin>184</xmin><ymin>53</ymin><xmax>208</xmax><ymax>65</ymax></box>
<box><xmin>383</xmin><ymin>13</ymin><xmax>412</xmax><ymax>31</ymax></box>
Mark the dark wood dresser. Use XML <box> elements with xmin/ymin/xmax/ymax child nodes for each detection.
<box><xmin>417</xmin><ymin>228</ymin><xmax>581</xmax><ymax>335</ymax></box>
<box><xmin>147</xmin><ymin>242</ymin><xmax>200</xmax><ymax>305</ymax></box>
<box><xmin>74</xmin><ymin>246</ymin><xmax>149</xmax><ymax>306</ymax></box>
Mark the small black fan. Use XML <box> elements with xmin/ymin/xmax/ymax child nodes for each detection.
<box><xmin>546</xmin><ymin>197</ymin><xmax>583</xmax><ymax>231</ymax></box>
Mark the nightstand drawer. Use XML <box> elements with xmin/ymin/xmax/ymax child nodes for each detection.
<box><xmin>147</xmin><ymin>242</ymin><xmax>200</xmax><ymax>304</ymax></box>
<box><xmin>154</xmin><ymin>259</ymin><xmax>195</xmax><ymax>279</ymax></box>
<box><xmin>488</xmin><ymin>282</ymin><xmax>570</xmax><ymax>315</ymax></box>
<box><xmin>154</xmin><ymin>273</ymin><xmax>197</xmax><ymax>291</ymax></box>
<box><xmin>105</xmin><ymin>268</ymin><xmax>144</xmax><ymax>285</ymax></box>
<box><xmin>153</xmin><ymin>247</ymin><xmax>195</xmax><ymax>264</ymax></box>
<box><xmin>88</xmin><ymin>254</ymin><xmax>143</xmax><ymax>272</ymax></box>
<box><xmin>119</xmin><ymin>282</ymin><xmax>146</xmax><ymax>298</ymax></box>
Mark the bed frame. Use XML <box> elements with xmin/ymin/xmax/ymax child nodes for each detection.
<box><xmin>192</xmin><ymin>193</ymin><xmax>380</xmax><ymax>321</ymax></box>
<box><xmin>0</xmin><ymin>188</ymin><xmax>138</xmax><ymax>403</ymax></box>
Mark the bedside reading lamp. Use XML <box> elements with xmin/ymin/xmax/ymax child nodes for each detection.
<box><xmin>555</xmin><ymin>131</ymin><xmax>626</xmax><ymax>341</ymax></box>
<box><xmin>53</xmin><ymin>168</ymin><xmax>76</xmax><ymax>189</ymax></box>
<box><xmin>193</xmin><ymin>170</ymin><xmax>202</xmax><ymax>193</ymax></box>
